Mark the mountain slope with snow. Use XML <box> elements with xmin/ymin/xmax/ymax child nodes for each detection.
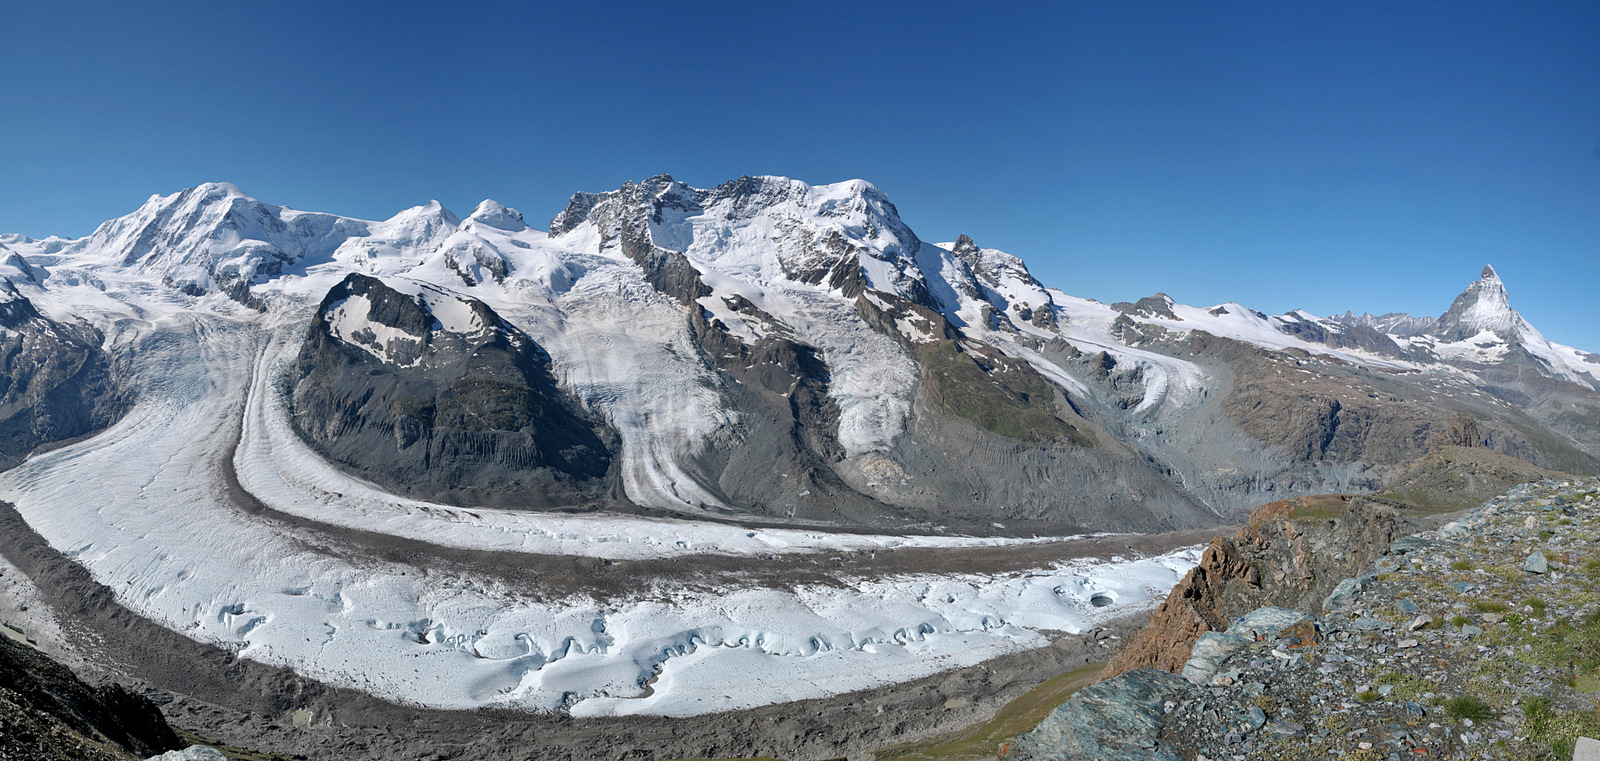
<box><xmin>0</xmin><ymin>175</ymin><xmax>1595</xmax><ymax>729</ymax></box>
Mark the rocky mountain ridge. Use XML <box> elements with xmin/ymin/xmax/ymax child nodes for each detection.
<box><xmin>0</xmin><ymin>177</ymin><xmax>1596</xmax><ymax>533</ymax></box>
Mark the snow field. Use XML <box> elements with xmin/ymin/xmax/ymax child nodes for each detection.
<box><xmin>0</xmin><ymin>308</ymin><xmax>1199</xmax><ymax>716</ymax></box>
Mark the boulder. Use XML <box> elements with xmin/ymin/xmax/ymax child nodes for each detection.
<box><xmin>1003</xmin><ymin>669</ymin><xmax>1188</xmax><ymax>761</ymax></box>
<box><xmin>1224</xmin><ymin>606</ymin><xmax>1314</xmax><ymax>640</ymax></box>
<box><xmin>1181</xmin><ymin>632</ymin><xmax>1253</xmax><ymax>685</ymax></box>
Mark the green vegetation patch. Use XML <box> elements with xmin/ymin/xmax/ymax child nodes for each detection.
<box><xmin>1523</xmin><ymin>696</ymin><xmax>1600</xmax><ymax>759</ymax></box>
<box><xmin>875</xmin><ymin>662</ymin><xmax>1105</xmax><ymax>761</ymax></box>
<box><xmin>1374</xmin><ymin>671</ymin><xmax>1430</xmax><ymax>702</ymax></box>
<box><xmin>1441</xmin><ymin>695</ymin><xmax>1493</xmax><ymax>721</ymax></box>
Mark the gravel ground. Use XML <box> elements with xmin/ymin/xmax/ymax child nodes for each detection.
<box><xmin>1158</xmin><ymin>477</ymin><xmax>1600</xmax><ymax>761</ymax></box>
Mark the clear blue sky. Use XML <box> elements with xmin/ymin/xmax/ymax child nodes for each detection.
<box><xmin>4</xmin><ymin>2</ymin><xmax>1598</xmax><ymax>348</ymax></box>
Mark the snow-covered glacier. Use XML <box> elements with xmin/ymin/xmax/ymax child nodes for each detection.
<box><xmin>0</xmin><ymin>180</ymin><xmax>1204</xmax><ymax>717</ymax></box>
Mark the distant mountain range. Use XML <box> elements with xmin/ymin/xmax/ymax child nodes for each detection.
<box><xmin>2</xmin><ymin>176</ymin><xmax>1596</xmax><ymax>533</ymax></box>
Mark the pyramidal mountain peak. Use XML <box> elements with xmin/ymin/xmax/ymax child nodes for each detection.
<box><xmin>1430</xmin><ymin>260</ymin><xmax>1526</xmax><ymax>343</ymax></box>
<box><xmin>1</xmin><ymin>174</ymin><xmax>1596</xmax><ymax>530</ymax></box>
<box><xmin>0</xmin><ymin>174</ymin><xmax>1597</xmax><ymax>748</ymax></box>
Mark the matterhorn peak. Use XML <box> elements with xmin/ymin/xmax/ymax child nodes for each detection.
<box><xmin>1431</xmin><ymin>263</ymin><xmax>1524</xmax><ymax>343</ymax></box>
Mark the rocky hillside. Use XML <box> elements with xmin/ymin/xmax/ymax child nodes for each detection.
<box><xmin>1</xmin><ymin>178</ymin><xmax>1598</xmax><ymax>533</ymax></box>
<box><xmin>0</xmin><ymin>279</ymin><xmax>126</xmax><ymax>467</ymax></box>
<box><xmin>1100</xmin><ymin>442</ymin><xmax>1555</xmax><ymax>682</ymax></box>
<box><xmin>1007</xmin><ymin>478</ymin><xmax>1600</xmax><ymax>761</ymax></box>
<box><xmin>290</xmin><ymin>273</ymin><xmax>615</xmax><ymax>507</ymax></box>
<box><xmin>0</xmin><ymin>633</ymin><xmax>182</xmax><ymax>761</ymax></box>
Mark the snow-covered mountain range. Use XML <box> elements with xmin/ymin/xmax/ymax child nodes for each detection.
<box><xmin>0</xmin><ymin>176</ymin><xmax>1596</xmax><ymax>719</ymax></box>
<box><xmin>3</xmin><ymin>177</ymin><xmax>1595</xmax><ymax>525</ymax></box>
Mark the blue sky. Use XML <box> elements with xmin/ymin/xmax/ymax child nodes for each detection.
<box><xmin>3</xmin><ymin>2</ymin><xmax>1597</xmax><ymax>348</ymax></box>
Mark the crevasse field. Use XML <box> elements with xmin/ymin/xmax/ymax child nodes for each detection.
<box><xmin>0</xmin><ymin>182</ymin><xmax>1206</xmax><ymax>717</ymax></box>
<box><xmin>0</xmin><ymin>308</ymin><xmax>1197</xmax><ymax>715</ymax></box>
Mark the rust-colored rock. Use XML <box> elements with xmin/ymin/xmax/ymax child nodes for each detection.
<box><xmin>1102</xmin><ymin>494</ymin><xmax>1409</xmax><ymax>682</ymax></box>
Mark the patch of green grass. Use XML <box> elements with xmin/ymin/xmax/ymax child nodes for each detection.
<box><xmin>1375</xmin><ymin>671</ymin><xmax>1431</xmax><ymax>702</ymax></box>
<box><xmin>1449</xmin><ymin>560</ymin><xmax>1474</xmax><ymax>571</ymax></box>
<box><xmin>1523</xmin><ymin>696</ymin><xmax>1600</xmax><ymax>759</ymax></box>
<box><xmin>874</xmin><ymin>662</ymin><xmax>1105</xmax><ymax>761</ymax></box>
<box><xmin>1249</xmin><ymin>694</ymin><xmax>1279</xmax><ymax>712</ymax></box>
<box><xmin>1558</xmin><ymin>518</ymin><xmax>1573</xmax><ymax>526</ymax></box>
<box><xmin>1356</xmin><ymin>690</ymin><xmax>1380</xmax><ymax>702</ymax></box>
<box><xmin>1524</xmin><ymin>597</ymin><xmax>1547</xmax><ymax>615</ymax></box>
<box><xmin>1449</xmin><ymin>615</ymin><xmax>1470</xmax><ymax>627</ymax></box>
<box><xmin>1471</xmin><ymin>601</ymin><xmax>1509</xmax><ymax>613</ymax></box>
<box><xmin>1441</xmin><ymin>695</ymin><xmax>1494</xmax><ymax>721</ymax></box>
<box><xmin>1529</xmin><ymin>607</ymin><xmax>1600</xmax><ymax>676</ymax></box>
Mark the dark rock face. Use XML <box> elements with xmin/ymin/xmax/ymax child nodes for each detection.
<box><xmin>289</xmin><ymin>274</ymin><xmax>614</xmax><ymax>507</ymax></box>
<box><xmin>1273</xmin><ymin>313</ymin><xmax>1411</xmax><ymax>359</ymax></box>
<box><xmin>1331</xmin><ymin>310</ymin><xmax>1438</xmax><ymax>337</ymax></box>
<box><xmin>0</xmin><ymin>634</ymin><xmax>183</xmax><ymax>760</ymax></box>
<box><xmin>0</xmin><ymin>284</ymin><xmax>127</xmax><ymax>468</ymax></box>
<box><xmin>1111</xmin><ymin>293</ymin><xmax>1181</xmax><ymax>321</ymax></box>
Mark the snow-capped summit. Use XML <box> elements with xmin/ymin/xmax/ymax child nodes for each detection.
<box><xmin>57</xmin><ymin>182</ymin><xmax>364</xmax><ymax>300</ymax></box>
<box><xmin>465</xmin><ymin>199</ymin><xmax>528</xmax><ymax>231</ymax></box>
<box><xmin>1431</xmin><ymin>264</ymin><xmax>1522</xmax><ymax>343</ymax></box>
<box><xmin>550</xmin><ymin>174</ymin><xmax>933</xmax><ymax>304</ymax></box>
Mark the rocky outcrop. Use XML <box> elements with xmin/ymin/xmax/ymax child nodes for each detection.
<box><xmin>0</xmin><ymin>634</ymin><xmax>182</xmax><ymax>761</ymax></box>
<box><xmin>290</xmin><ymin>274</ymin><xmax>614</xmax><ymax>507</ymax></box>
<box><xmin>1002</xmin><ymin>668</ymin><xmax>1189</xmax><ymax>761</ymax></box>
<box><xmin>1103</xmin><ymin>494</ymin><xmax>1411</xmax><ymax>681</ymax></box>
<box><xmin>1111</xmin><ymin>293</ymin><xmax>1181</xmax><ymax>321</ymax></box>
<box><xmin>1331</xmin><ymin>310</ymin><xmax>1438</xmax><ymax>336</ymax></box>
<box><xmin>1272</xmin><ymin>312</ymin><xmax>1412</xmax><ymax>359</ymax></box>
<box><xmin>1013</xmin><ymin>476</ymin><xmax>1600</xmax><ymax>761</ymax></box>
<box><xmin>0</xmin><ymin>284</ymin><xmax>127</xmax><ymax>468</ymax></box>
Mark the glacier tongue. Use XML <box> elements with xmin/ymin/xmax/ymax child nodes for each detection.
<box><xmin>0</xmin><ymin>303</ymin><xmax>1197</xmax><ymax>716</ymax></box>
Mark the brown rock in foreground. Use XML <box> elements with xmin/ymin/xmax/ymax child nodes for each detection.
<box><xmin>1102</xmin><ymin>494</ymin><xmax>1412</xmax><ymax>681</ymax></box>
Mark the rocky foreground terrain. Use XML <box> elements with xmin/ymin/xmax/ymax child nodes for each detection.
<box><xmin>0</xmin><ymin>631</ymin><xmax>182</xmax><ymax>761</ymax></box>
<box><xmin>1007</xmin><ymin>476</ymin><xmax>1600</xmax><ymax>761</ymax></box>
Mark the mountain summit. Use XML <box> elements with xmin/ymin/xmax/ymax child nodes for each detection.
<box><xmin>1431</xmin><ymin>263</ymin><xmax>1523</xmax><ymax>342</ymax></box>
<box><xmin>0</xmin><ymin>176</ymin><xmax>1596</xmax><ymax>532</ymax></box>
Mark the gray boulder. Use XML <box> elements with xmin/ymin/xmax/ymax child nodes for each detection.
<box><xmin>1181</xmin><ymin>631</ymin><xmax>1253</xmax><ymax>685</ymax></box>
<box><xmin>1005</xmin><ymin>668</ymin><xmax>1188</xmax><ymax>761</ymax></box>
<box><xmin>1322</xmin><ymin>573</ymin><xmax>1377</xmax><ymax>614</ymax></box>
<box><xmin>1224</xmin><ymin>606</ymin><xmax>1315</xmax><ymax>640</ymax></box>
